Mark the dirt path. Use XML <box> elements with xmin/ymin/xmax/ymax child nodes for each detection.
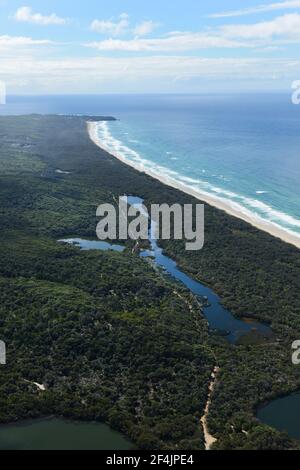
<box><xmin>201</xmin><ymin>366</ymin><xmax>219</xmax><ymax>450</ymax></box>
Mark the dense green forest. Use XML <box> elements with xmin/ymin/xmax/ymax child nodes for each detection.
<box><xmin>0</xmin><ymin>115</ymin><xmax>299</xmax><ymax>450</ymax></box>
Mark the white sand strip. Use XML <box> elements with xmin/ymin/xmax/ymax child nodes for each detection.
<box><xmin>87</xmin><ymin>122</ymin><xmax>300</xmax><ymax>250</ymax></box>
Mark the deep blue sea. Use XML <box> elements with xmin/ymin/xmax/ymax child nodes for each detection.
<box><xmin>1</xmin><ymin>94</ymin><xmax>300</xmax><ymax>237</ymax></box>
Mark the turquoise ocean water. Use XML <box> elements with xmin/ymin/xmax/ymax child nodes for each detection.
<box><xmin>2</xmin><ymin>94</ymin><xmax>300</xmax><ymax>237</ymax></box>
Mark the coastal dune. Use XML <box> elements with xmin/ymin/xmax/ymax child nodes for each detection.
<box><xmin>87</xmin><ymin>121</ymin><xmax>300</xmax><ymax>250</ymax></box>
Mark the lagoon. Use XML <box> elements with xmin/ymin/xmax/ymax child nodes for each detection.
<box><xmin>59</xmin><ymin>238</ymin><xmax>125</xmax><ymax>252</ymax></box>
<box><xmin>0</xmin><ymin>418</ymin><xmax>133</xmax><ymax>450</ymax></box>
<box><xmin>257</xmin><ymin>393</ymin><xmax>300</xmax><ymax>440</ymax></box>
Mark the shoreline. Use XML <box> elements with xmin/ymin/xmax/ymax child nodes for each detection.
<box><xmin>87</xmin><ymin>121</ymin><xmax>300</xmax><ymax>250</ymax></box>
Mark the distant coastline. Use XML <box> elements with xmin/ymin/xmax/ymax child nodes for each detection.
<box><xmin>87</xmin><ymin>121</ymin><xmax>300</xmax><ymax>250</ymax></box>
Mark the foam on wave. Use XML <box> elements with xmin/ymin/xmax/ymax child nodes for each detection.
<box><xmin>95</xmin><ymin>121</ymin><xmax>300</xmax><ymax>238</ymax></box>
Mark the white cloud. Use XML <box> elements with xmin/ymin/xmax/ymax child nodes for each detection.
<box><xmin>90</xmin><ymin>13</ymin><xmax>129</xmax><ymax>36</ymax></box>
<box><xmin>86</xmin><ymin>33</ymin><xmax>249</xmax><ymax>52</ymax></box>
<box><xmin>222</xmin><ymin>13</ymin><xmax>300</xmax><ymax>39</ymax></box>
<box><xmin>0</xmin><ymin>35</ymin><xmax>53</xmax><ymax>48</ymax></box>
<box><xmin>133</xmin><ymin>20</ymin><xmax>158</xmax><ymax>36</ymax></box>
<box><xmin>14</xmin><ymin>6</ymin><xmax>67</xmax><ymax>25</ymax></box>
<box><xmin>86</xmin><ymin>13</ymin><xmax>300</xmax><ymax>51</ymax></box>
<box><xmin>1</xmin><ymin>55</ymin><xmax>299</xmax><ymax>93</ymax></box>
<box><xmin>90</xmin><ymin>14</ymin><xmax>159</xmax><ymax>38</ymax></box>
<box><xmin>209</xmin><ymin>0</ymin><xmax>300</xmax><ymax>18</ymax></box>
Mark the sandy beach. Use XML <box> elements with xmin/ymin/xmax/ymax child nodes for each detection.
<box><xmin>87</xmin><ymin>121</ymin><xmax>300</xmax><ymax>250</ymax></box>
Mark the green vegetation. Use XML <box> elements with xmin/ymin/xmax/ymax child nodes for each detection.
<box><xmin>0</xmin><ymin>115</ymin><xmax>213</xmax><ymax>450</ymax></box>
<box><xmin>0</xmin><ymin>114</ymin><xmax>299</xmax><ymax>450</ymax></box>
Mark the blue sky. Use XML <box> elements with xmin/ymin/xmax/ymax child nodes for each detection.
<box><xmin>1</xmin><ymin>0</ymin><xmax>300</xmax><ymax>93</ymax></box>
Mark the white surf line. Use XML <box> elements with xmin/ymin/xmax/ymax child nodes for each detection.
<box><xmin>87</xmin><ymin>121</ymin><xmax>300</xmax><ymax>250</ymax></box>
<box><xmin>200</xmin><ymin>366</ymin><xmax>219</xmax><ymax>451</ymax></box>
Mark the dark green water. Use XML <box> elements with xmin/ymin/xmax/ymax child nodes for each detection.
<box><xmin>0</xmin><ymin>418</ymin><xmax>133</xmax><ymax>450</ymax></box>
<box><xmin>257</xmin><ymin>393</ymin><xmax>300</xmax><ymax>439</ymax></box>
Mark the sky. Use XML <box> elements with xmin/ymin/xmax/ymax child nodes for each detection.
<box><xmin>1</xmin><ymin>0</ymin><xmax>300</xmax><ymax>94</ymax></box>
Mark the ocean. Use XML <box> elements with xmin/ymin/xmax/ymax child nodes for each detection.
<box><xmin>1</xmin><ymin>94</ymin><xmax>300</xmax><ymax>237</ymax></box>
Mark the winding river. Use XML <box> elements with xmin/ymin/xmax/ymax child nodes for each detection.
<box><xmin>60</xmin><ymin>196</ymin><xmax>272</xmax><ymax>344</ymax></box>
<box><xmin>128</xmin><ymin>196</ymin><xmax>272</xmax><ymax>343</ymax></box>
